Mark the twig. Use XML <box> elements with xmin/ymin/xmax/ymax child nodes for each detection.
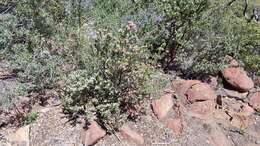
<box><xmin>0</xmin><ymin>4</ymin><xmax>14</xmax><ymax>14</ymax></box>
<box><xmin>226</xmin><ymin>0</ymin><xmax>238</xmax><ymax>7</ymax></box>
<box><xmin>113</xmin><ymin>132</ymin><xmax>123</xmax><ymax>144</ymax></box>
<box><xmin>104</xmin><ymin>123</ymin><xmax>123</xmax><ymax>144</ymax></box>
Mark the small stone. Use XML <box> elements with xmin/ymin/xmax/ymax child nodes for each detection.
<box><xmin>165</xmin><ymin>118</ymin><xmax>184</xmax><ymax>136</ymax></box>
<box><xmin>186</xmin><ymin>83</ymin><xmax>217</xmax><ymax>103</ymax></box>
<box><xmin>151</xmin><ymin>93</ymin><xmax>173</xmax><ymax>120</ymax></box>
<box><xmin>249</xmin><ymin>92</ymin><xmax>260</xmax><ymax>112</ymax></box>
<box><xmin>80</xmin><ymin>121</ymin><xmax>106</xmax><ymax>146</ymax></box>
<box><xmin>120</xmin><ymin>125</ymin><xmax>144</xmax><ymax>145</ymax></box>
<box><xmin>222</xmin><ymin>67</ymin><xmax>254</xmax><ymax>91</ymax></box>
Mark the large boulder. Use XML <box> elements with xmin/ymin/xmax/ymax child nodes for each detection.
<box><xmin>222</xmin><ymin>67</ymin><xmax>254</xmax><ymax>91</ymax></box>
<box><xmin>186</xmin><ymin>83</ymin><xmax>217</xmax><ymax>103</ymax></box>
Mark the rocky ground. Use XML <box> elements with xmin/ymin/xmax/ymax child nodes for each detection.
<box><xmin>0</xmin><ymin>58</ymin><xmax>260</xmax><ymax>146</ymax></box>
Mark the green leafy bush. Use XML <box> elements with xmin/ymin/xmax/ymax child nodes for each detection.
<box><xmin>61</xmin><ymin>27</ymin><xmax>153</xmax><ymax>131</ymax></box>
<box><xmin>12</xmin><ymin>48</ymin><xmax>61</xmax><ymax>91</ymax></box>
<box><xmin>24</xmin><ymin>111</ymin><xmax>38</xmax><ymax>125</ymax></box>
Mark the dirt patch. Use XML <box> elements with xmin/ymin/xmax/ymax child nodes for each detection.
<box><xmin>30</xmin><ymin>106</ymin><xmax>83</xmax><ymax>146</ymax></box>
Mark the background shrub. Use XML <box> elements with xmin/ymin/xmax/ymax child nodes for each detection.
<box><xmin>0</xmin><ymin>82</ymin><xmax>28</xmax><ymax>110</ymax></box>
<box><xmin>0</xmin><ymin>0</ymin><xmax>88</xmax><ymax>91</ymax></box>
<box><xmin>133</xmin><ymin>0</ymin><xmax>260</xmax><ymax>77</ymax></box>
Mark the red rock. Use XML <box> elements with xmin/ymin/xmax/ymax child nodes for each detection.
<box><xmin>80</xmin><ymin>121</ymin><xmax>106</xmax><ymax>146</ymax></box>
<box><xmin>151</xmin><ymin>93</ymin><xmax>173</xmax><ymax>120</ymax></box>
<box><xmin>187</xmin><ymin>100</ymin><xmax>215</xmax><ymax>119</ymax></box>
<box><xmin>120</xmin><ymin>125</ymin><xmax>144</xmax><ymax>145</ymax></box>
<box><xmin>172</xmin><ymin>79</ymin><xmax>201</xmax><ymax>98</ymax></box>
<box><xmin>249</xmin><ymin>92</ymin><xmax>260</xmax><ymax>111</ymax></box>
<box><xmin>186</xmin><ymin>83</ymin><xmax>217</xmax><ymax>103</ymax></box>
<box><xmin>222</xmin><ymin>67</ymin><xmax>254</xmax><ymax>91</ymax></box>
<box><xmin>165</xmin><ymin>118</ymin><xmax>184</xmax><ymax>136</ymax></box>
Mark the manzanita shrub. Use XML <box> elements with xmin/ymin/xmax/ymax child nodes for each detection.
<box><xmin>61</xmin><ymin>25</ymin><xmax>153</xmax><ymax>131</ymax></box>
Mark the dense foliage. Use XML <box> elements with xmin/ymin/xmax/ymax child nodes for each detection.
<box><xmin>61</xmin><ymin>27</ymin><xmax>152</xmax><ymax>130</ymax></box>
<box><xmin>0</xmin><ymin>0</ymin><xmax>259</xmax><ymax>129</ymax></box>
